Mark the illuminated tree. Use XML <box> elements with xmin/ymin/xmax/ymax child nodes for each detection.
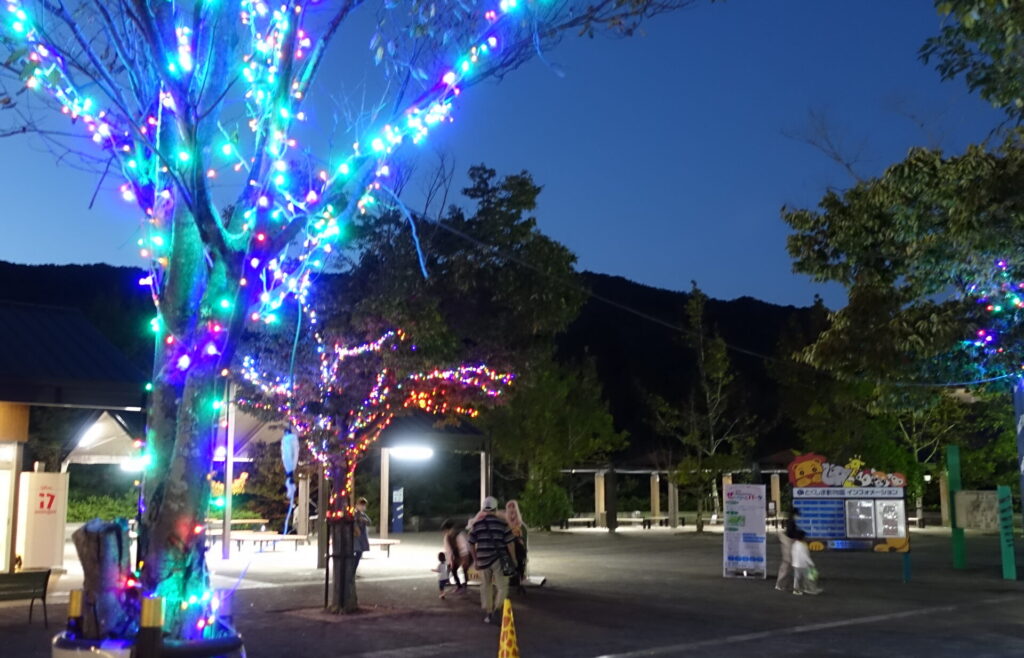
<box><xmin>237</xmin><ymin>328</ymin><xmax>512</xmax><ymax>611</ymax></box>
<box><xmin>0</xmin><ymin>0</ymin><xmax>691</xmax><ymax>638</ymax></box>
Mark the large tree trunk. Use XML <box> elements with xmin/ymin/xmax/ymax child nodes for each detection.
<box><xmin>328</xmin><ymin>456</ymin><xmax>358</xmax><ymax>613</ymax></box>
<box><xmin>139</xmin><ymin>363</ymin><xmax>220</xmax><ymax>638</ymax></box>
<box><xmin>134</xmin><ymin>213</ymin><xmax>246</xmax><ymax>638</ymax></box>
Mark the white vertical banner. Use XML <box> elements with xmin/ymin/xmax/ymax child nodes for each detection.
<box><xmin>16</xmin><ymin>471</ymin><xmax>69</xmax><ymax>570</ymax></box>
<box><xmin>723</xmin><ymin>483</ymin><xmax>767</xmax><ymax>578</ymax></box>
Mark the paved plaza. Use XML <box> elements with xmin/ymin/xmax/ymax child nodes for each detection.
<box><xmin>3</xmin><ymin>527</ymin><xmax>1024</xmax><ymax>656</ymax></box>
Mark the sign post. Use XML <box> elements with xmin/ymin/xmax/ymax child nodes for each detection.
<box><xmin>997</xmin><ymin>485</ymin><xmax>1017</xmax><ymax>581</ymax></box>
<box><xmin>722</xmin><ymin>483</ymin><xmax>766</xmax><ymax>578</ymax></box>
<box><xmin>946</xmin><ymin>445</ymin><xmax>966</xmax><ymax>569</ymax></box>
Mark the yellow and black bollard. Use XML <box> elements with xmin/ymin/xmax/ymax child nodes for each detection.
<box><xmin>136</xmin><ymin>596</ymin><xmax>164</xmax><ymax>658</ymax></box>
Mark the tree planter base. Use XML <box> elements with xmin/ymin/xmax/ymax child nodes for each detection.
<box><xmin>52</xmin><ymin>632</ymin><xmax>132</xmax><ymax>658</ymax></box>
<box><xmin>52</xmin><ymin>632</ymin><xmax>244</xmax><ymax>658</ymax></box>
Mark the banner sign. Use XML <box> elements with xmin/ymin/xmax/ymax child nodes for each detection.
<box><xmin>788</xmin><ymin>454</ymin><xmax>909</xmax><ymax>553</ymax></box>
<box><xmin>722</xmin><ymin>483</ymin><xmax>766</xmax><ymax>578</ymax></box>
<box><xmin>15</xmin><ymin>471</ymin><xmax>68</xmax><ymax>569</ymax></box>
<box><xmin>794</xmin><ymin>487</ymin><xmax>903</xmax><ymax>499</ymax></box>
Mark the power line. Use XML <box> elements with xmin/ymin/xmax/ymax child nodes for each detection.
<box><xmin>415</xmin><ymin>213</ymin><xmax>1013</xmax><ymax>391</ymax></box>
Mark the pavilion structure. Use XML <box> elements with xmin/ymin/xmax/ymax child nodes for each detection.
<box><xmin>0</xmin><ymin>301</ymin><xmax>146</xmax><ymax>572</ymax></box>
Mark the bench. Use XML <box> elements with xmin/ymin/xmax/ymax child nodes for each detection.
<box><xmin>228</xmin><ymin>531</ymin><xmax>307</xmax><ymax>552</ymax></box>
<box><xmin>0</xmin><ymin>569</ymin><xmax>50</xmax><ymax>626</ymax></box>
<box><xmin>560</xmin><ymin>517</ymin><xmax>596</xmax><ymax>529</ymax></box>
<box><xmin>368</xmin><ymin>538</ymin><xmax>400</xmax><ymax>558</ymax></box>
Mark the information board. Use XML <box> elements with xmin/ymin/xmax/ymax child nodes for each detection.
<box><xmin>789</xmin><ymin>454</ymin><xmax>909</xmax><ymax>553</ymax></box>
<box><xmin>722</xmin><ymin>483</ymin><xmax>766</xmax><ymax>578</ymax></box>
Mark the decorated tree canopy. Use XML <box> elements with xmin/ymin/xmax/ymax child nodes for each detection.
<box><xmin>238</xmin><ymin>328</ymin><xmax>514</xmax><ymax>516</ymax></box>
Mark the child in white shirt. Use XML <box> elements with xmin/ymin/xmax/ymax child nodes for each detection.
<box><xmin>433</xmin><ymin>552</ymin><xmax>451</xmax><ymax>599</ymax></box>
<box><xmin>791</xmin><ymin>531</ymin><xmax>820</xmax><ymax>595</ymax></box>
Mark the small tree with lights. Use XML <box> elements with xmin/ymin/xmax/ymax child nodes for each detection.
<box><xmin>237</xmin><ymin>327</ymin><xmax>512</xmax><ymax>612</ymax></box>
<box><xmin>0</xmin><ymin>0</ymin><xmax>692</xmax><ymax>641</ymax></box>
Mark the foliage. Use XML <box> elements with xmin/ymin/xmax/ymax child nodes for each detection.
<box><xmin>922</xmin><ymin>0</ymin><xmax>1024</xmax><ymax>121</ymax></box>
<box><xmin>519</xmin><ymin>478</ymin><xmax>572</xmax><ymax>529</ymax></box>
<box><xmin>347</xmin><ymin>165</ymin><xmax>586</xmax><ymax>367</ymax></box>
<box><xmin>651</xmin><ymin>283</ymin><xmax>756</xmax><ymax>524</ymax></box>
<box><xmin>784</xmin><ymin>137</ymin><xmax>1024</xmax><ymax>384</ymax></box>
<box><xmin>68</xmin><ymin>492</ymin><xmax>138</xmax><ymax>523</ymax></box>
<box><xmin>27</xmin><ymin>407</ymin><xmax>93</xmax><ymax>471</ymax></box>
<box><xmin>239</xmin><ymin>442</ymin><xmax>289</xmax><ymax>528</ymax></box>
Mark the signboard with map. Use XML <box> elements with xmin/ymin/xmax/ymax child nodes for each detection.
<box><xmin>788</xmin><ymin>454</ymin><xmax>909</xmax><ymax>553</ymax></box>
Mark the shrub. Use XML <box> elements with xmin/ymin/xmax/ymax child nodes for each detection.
<box><xmin>520</xmin><ymin>478</ymin><xmax>572</xmax><ymax>530</ymax></box>
<box><xmin>67</xmin><ymin>491</ymin><xmax>138</xmax><ymax>523</ymax></box>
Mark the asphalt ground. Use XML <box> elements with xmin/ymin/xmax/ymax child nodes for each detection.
<box><xmin>3</xmin><ymin>527</ymin><xmax>1024</xmax><ymax>657</ymax></box>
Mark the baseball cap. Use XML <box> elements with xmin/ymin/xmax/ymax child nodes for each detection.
<box><xmin>482</xmin><ymin>496</ymin><xmax>498</xmax><ymax>511</ymax></box>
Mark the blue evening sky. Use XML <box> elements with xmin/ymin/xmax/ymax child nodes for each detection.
<box><xmin>0</xmin><ymin>0</ymin><xmax>1003</xmax><ymax>308</ymax></box>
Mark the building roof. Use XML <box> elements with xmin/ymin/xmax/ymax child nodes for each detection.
<box><xmin>0</xmin><ymin>301</ymin><xmax>147</xmax><ymax>409</ymax></box>
<box><xmin>378</xmin><ymin>411</ymin><xmax>486</xmax><ymax>453</ymax></box>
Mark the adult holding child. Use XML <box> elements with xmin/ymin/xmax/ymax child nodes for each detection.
<box><xmin>468</xmin><ymin>496</ymin><xmax>517</xmax><ymax>624</ymax></box>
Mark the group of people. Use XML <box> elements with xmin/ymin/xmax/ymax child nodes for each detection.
<box><xmin>435</xmin><ymin>496</ymin><xmax>528</xmax><ymax>623</ymax></box>
<box><xmin>775</xmin><ymin>509</ymin><xmax>822</xmax><ymax>595</ymax></box>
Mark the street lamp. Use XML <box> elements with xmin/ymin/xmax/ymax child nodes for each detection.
<box><xmin>389</xmin><ymin>446</ymin><xmax>434</xmax><ymax>461</ymax></box>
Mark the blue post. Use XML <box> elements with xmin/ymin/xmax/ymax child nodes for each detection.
<box><xmin>902</xmin><ymin>552</ymin><xmax>912</xmax><ymax>583</ymax></box>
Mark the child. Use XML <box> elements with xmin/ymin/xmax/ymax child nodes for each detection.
<box><xmin>790</xmin><ymin>531</ymin><xmax>820</xmax><ymax>595</ymax></box>
<box><xmin>432</xmin><ymin>551</ymin><xmax>451</xmax><ymax>599</ymax></box>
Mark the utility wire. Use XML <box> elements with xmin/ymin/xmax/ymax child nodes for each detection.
<box><xmin>412</xmin><ymin>212</ymin><xmax>1015</xmax><ymax>391</ymax></box>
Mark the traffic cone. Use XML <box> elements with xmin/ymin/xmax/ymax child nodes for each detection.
<box><xmin>498</xmin><ymin>598</ymin><xmax>520</xmax><ymax>657</ymax></box>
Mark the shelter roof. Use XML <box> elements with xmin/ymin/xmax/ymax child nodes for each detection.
<box><xmin>0</xmin><ymin>301</ymin><xmax>146</xmax><ymax>409</ymax></box>
<box><xmin>378</xmin><ymin>411</ymin><xmax>486</xmax><ymax>453</ymax></box>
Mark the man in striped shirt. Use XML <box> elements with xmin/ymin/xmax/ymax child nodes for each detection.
<box><xmin>468</xmin><ymin>496</ymin><xmax>517</xmax><ymax>623</ymax></box>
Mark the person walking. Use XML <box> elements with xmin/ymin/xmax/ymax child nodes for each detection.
<box><xmin>440</xmin><ymin>518</ymin><xmax>472</xmax><ymax>592</ymax></box>
<box><xmin>505</xmin><ymin>500</ymin><xmax>528</xmax><ymax>594</ymax></box>
<box><xmin>791</xmin><ymin>530</ymin><xmax>820</xmax><ymax>595</ymax></box>
<box><xmin>468</xmin><ymin>496</ymin><xmax>516</xmax><ymax>624</ymax></box>
<box><xmin>775</xmin><ymin>508</ymin><xmax>799</xmax><ymax>592</ymax></box>
<box><xmin>433</xmin><ymin>551</ymin><xmax>452</xmax><ymax>599</ymax></box>
<box><xmin>353</xmin><ymin>497</ymin><xmax>371</xmax><ymax>574</ymax></box>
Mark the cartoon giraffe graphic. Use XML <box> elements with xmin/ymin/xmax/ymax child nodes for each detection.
<box><xmin>843</xmin><ymin>455</ymin><xmax>865</xmax><ymax>488</ymax></box>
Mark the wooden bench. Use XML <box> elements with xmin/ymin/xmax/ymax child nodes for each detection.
<box><xmin>0</xmin><ymin>569</ymin><xmax>50</xmax><ymax>627</ymax></box>
<box><xmin>368</xmin><ymin>538</ymin><xmax>400</xmax><ymax>557</ymax></box>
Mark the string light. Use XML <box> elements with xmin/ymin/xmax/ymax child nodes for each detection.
<box><xmin>239</xmin><ymin>329</ymin><xmax>513</xmax><ymax>517</ymax></box>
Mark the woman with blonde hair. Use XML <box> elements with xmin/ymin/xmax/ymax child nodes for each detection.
<box><xmin>505</xmin><ymin>500</ymin><xmax>528</xmax><ymax>594</ymax></box>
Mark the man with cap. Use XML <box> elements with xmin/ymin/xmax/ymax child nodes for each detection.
<box><xmin>468</xmin><ymin>495</ymin><xmax>516</xmax><ymax>623</ymax></box>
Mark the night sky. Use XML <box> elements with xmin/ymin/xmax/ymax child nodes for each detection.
<box><xmin>0</xmin><ymin>0</ymin><xmax>1004</xmax><ymax>308</ymax></box>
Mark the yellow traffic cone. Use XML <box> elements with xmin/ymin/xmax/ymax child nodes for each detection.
<box><xmin>498</xmin><ymin>598</ymin><xmax>520</xmax><ymax>657</ymax></box>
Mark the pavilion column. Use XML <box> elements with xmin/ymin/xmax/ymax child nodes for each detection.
<box><xmin>594</xmin><ymin>471</ymin><xmax>606</xmax><ymax>527</ymax></box>
<box><xmin>667</xmin><ymin>477</ymin><xmax>679</xmax><ymax>529</ymax></box>
<box><xmin>221</xmin><ymin>388</ymin><xmax>236</xmax><ymax>560</ymax></box>
<box><xmin>770</xmin><ymin>473</ymin><xmax>781</xmax><ymax>521</ymax></box>
<box><xmin>316</xmin><ymin>463</ymin><xmax>328</xmax><ymax>569</ymax></box>
<box><xmin>605</xmin><ymin>469</ymin><xmax>618</xmax><ymax>533</ymax></box>
<box><xmin>0</xmin><ymin>402</ymin><xmax>28</xmax><ymax>573</ymax></box>
<box><xmin>479</xmin><ymin>450</ymin><xmax>491</xmax><ymax>508</ymax></box>
<box><xmin>650</xmin><ymin>473</ymin><xmax>661</xmax><ymax>518</ymax></box>
<box><xmin>379</xmin><ymin>448</ymin><xmax>390</xmax><ymax>540</ymax></box>
<box><xmin>297</xmin><ymin>473</ymin><xmax>310</xmax><ymax>537</ymax></box>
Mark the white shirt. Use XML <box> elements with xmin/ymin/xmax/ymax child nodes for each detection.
<box><xmin>791</xmin><ymin>540</ymin><xmax>815</xmax><ymax>569</ymax></box>
<box><xmin>437</xmin><ymin>562</ymin><xmax>450</xmax><ymax>581</ymax></box>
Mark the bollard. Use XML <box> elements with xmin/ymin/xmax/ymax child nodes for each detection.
<box><xmin>65</xmin><ymin>589</ymin><xmax>83</xmax><ymax>639</ymax></box>
<box><xmin>136</xmin><ymin>596</ymin><xmax>164</xmax><ymax>658</ymax></box>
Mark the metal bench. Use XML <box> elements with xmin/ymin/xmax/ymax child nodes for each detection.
<box><xmin>0</xmin><ymin>569</ymin><xmax>50</xmax><ymax>626</ymax></box>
